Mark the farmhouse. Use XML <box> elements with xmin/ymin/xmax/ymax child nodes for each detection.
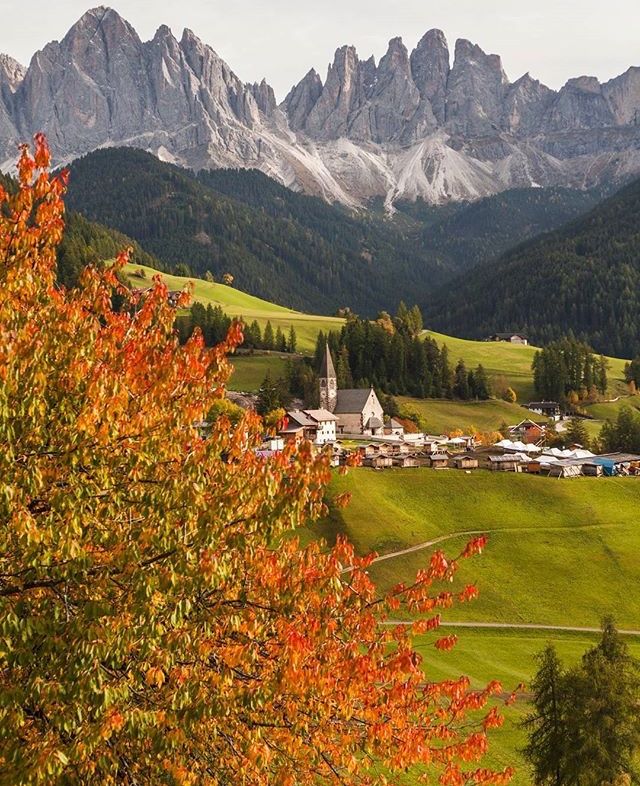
<box><xmin>319</xmin><ymin>345</ymin><xmax>387</xmax><ymax>437</ymax></box>
<box><xmin>525</xmin><ymin>401</ymin><xmax>562</xmax><ymax>420</ymax></box>
<box><xmin>283</xmin><ymin>408</ymin><xmax>337</xmax><ymax>445</ymax></box>
<box><xmin>509</xmin><ymin>419</ymin><xmax>547</xmax><ymax>444</ymax></box>
<box><xmin>486</xmin><ymin>332</ymin><xmax>528</xmax><ymax>346</ymax></box>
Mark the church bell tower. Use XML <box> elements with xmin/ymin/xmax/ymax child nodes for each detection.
<box><xmin>319</xmin><ymin>343</ymin><xmax>338</xmax><ymax>413</ymax></box>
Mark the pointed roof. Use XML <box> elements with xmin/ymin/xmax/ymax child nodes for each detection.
<box><xmin>320</xmin><ymin>343</ymin><xmax>336</xmax><ymax>380</ymax></box>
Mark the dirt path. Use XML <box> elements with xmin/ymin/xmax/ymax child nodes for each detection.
<box><xmin>382</xmin><ymin>621</ymin><xmax>640</xmax><ymax>636</ymax></box>
<box><xmin>367</xmin><ymin>526</ymin><xmax>640</xmax><ymax>637</ymax></box>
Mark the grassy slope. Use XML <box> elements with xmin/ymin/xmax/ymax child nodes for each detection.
<box><xmin>398</xmin><ymin>396</ymin><xmax>525</xmax><ymax>434</ymax></box>
<box><xmin>319</xmin><ymin>470</ymin><xmax>640</xmax><ymax>627</ymax></box>
<box><xmin>316</xmin><ymin>469</ymin><xmax>640</xmax><ymax>784</ymax></box>
<box><xmin>408</xmin><ymin>331</ymin><xmax>633</xmax><ymax>435</ymax></box>
<box><xmin>227</xmin><ymin>355</ymin><xmax>291</xmax><ymax>392</ymax></box>
<box><xmin>123</xmin><ymin>263</ymin><xmax>343</xmax><ymax>353</ymax></box>
<box><xmin>414</xmin><ymin>629</ymin><xmax>640</xmax><ymax>786</ymax></box>
<box><xmin>124</xmin><ymin>263</ymin><xmax>635</xmax><ymax>429</ymax></box>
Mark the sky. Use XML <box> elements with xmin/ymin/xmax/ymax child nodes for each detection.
<box><xmin>0</xmin><ymin>0</ymin><xmax>638</xmax><ymax>100</ymax></box>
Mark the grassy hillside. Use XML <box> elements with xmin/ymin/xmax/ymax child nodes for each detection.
<box><xmin>123</xmin><ymin>262</ymin><xmax>343</xmax><ymax>353</ymax></box>
<box><xmin>123</xmin><ymin>263</ymin><xmax>635</xmax><ymax>431</ymax></box>
<box><xmin>314</xmin><ymin>469</ymin><xmax>640</xmax><ymax>783</ymax></box>
<box><xmin>415</xmin><ymin>628</ymin><xmax>640</xmax><ymax>786</ymax></box>
<box><xmin>398</xmin><ymin>396</ymin><xmax>526</xmax><ymax>434</ymax></box>
<box><xmin>320</xmin><ymin>470</ymin><xmax>640</xmax><ymax>627</ymax></box>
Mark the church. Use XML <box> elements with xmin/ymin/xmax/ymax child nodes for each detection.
<box><xmin>319</xmin><ymin>344</ymin><xmax>385</xmax><ymax>437</ymax></box>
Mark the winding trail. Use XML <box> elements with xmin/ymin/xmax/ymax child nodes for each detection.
<box><xmin>367</xmin><ymin>521</ymin><xmax>618</xmax><ymax>567</ymax></box>
<box><xmin>382</xmin><ymin>621</ymin><xmax>640</xmax><ymax>637</ymax></box>
<box><xmin>366</xmin><ymin>525</ymin><xmax>640</xmax><ymax>637</ymax></box>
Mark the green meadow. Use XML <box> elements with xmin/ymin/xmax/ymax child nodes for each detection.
<box><xmin>312</xmin><ymin>468</ymin><xmax>640</xmax><ymax>784</ymax></box>
<box><xmin>123</xmin><ymin>263</ymin><xmax>343</xmax><ymax>352</ymax></box>
<box><xmin>122</xmin><ymin>264</ymin><xmax>636</xmax><ymax>435</ymax></box>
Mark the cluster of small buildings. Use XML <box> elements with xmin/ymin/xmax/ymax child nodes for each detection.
<box><xmin>256</xmin><ymin>345</ymin><xmax>640</xmax><ymax>479</ymax></box>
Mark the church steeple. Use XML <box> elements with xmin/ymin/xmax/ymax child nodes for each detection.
<box><xmin>319</xmin><ymin>343</ymin><xmax>338</xmax><ymax>413</ymax></box>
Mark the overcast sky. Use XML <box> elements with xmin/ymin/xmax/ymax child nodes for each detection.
<box><xmin>1</xmin><ymin>0</ymin><xmax>638</xmax><ymax>99</ymax></box>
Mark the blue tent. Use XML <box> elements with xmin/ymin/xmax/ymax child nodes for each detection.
<box><xmin>590</xmin><ymin>457</ymin><xmax>617</xmax><ymax>476</ymax></box>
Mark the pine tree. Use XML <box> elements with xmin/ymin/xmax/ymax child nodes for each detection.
<box><xmin>453</xmin><ymin>359</ymin><xmax>470</xmax><ymax>400</ymax></box>
<box><xmin>565</xmin><ymin>417</ymin><xmax>590</xmax><ymax>449</ymax></box>
<box><xmin>275</xmin><ymin>326</ymin><xmax>287</xmax><ymax>352</ymax></box>
<box><xmin>256</xmin><ymin>371</ymin><xmax>280</xmax><ymax>416</ymax></box>
<box><xmin>522</xmin><ymin>645</ymin><xmax>569</xmax><ymax>786</ymax></box>
<box><xmin>288</xmin><ymin>325</ymin><xmax>297</xmax><ymax>353</ymax></box>
<box><xmin>563</xmin><ymin>619</ymin><xmax>640</xmax><ymax>786</ymax></box>
<box><xmin>263</xmin><ymin>321</ymin><xmax>275</xmax><ymax>351</ymax></box>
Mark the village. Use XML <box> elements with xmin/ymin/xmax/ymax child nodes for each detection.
<box><xmin>258</xmin><ymin>345</ymin><xmax>640</xmax><ymax>478</ymax></box>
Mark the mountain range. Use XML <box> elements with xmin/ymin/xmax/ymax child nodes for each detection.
<box><xmin>2</xmin><ymin>6</ymin><xmax>640</xmax><ymax>207</ymax></box>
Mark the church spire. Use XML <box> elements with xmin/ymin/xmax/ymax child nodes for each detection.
<box><xmin>320</xmin><ymin>342</ymin><xmax>336</xmax><ymax>381</ymax></box>
<box><xmin>319</xmin><ymin>343</ymin><xmax>338</xmax><ymax>413</ymax></box>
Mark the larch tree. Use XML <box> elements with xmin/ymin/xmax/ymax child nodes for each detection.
<box><xmin>1</xmin><ymin>137</ymin><xmax>513</xmax><ymax>786</ymax></box>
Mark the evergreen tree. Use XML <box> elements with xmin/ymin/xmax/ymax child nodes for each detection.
<box><xmin>275</xmin><ymin>326</ymin><xmax>287</xmax><ymax>352</ymax></box>
<box><xmin>599</xmin><ymin>407</ymin><xmax>640</xmax><ymax>453</ymax></box>
<box><xmin>453</xmin><ymin>360</ymin><xmax>470</xmax><ymax>400</ymax></box>
<box><xmin>473</xmin><ymin>364</ymin><xmax>491</xmax><ymax>400</ymax></box>
<box><xmin>263</xmin><ymin>321</ymin><xmax>275</xmax><ymax>351</ymax></box>
<box><xmin>288</xmin><ymin>325</ymin><xmax>297</xmax><ymax>353</ymax></box>
<box><xmin>522</xmin><ymin>646</ymin><xmax>569</xmax><ymax>786</ymax></box>
<box><xmin>563</xmin><ymin>619</ymin><xmax>640</xmax><ymax>786</ymax></box>
<box><xmin>565</xmin><ymin>418</ymin><xmax>590</xmax><ymax>449</ymax></box>
<box><xmin>256</xmin><ymin>371</ymin><xmax>281</xmax><ymax>416</ymax></box>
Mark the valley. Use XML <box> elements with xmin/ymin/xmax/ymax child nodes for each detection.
<box><xmin>3</xmin><ymin>7</ymin><xmax>640</xmax><ymax>783</ymax></box>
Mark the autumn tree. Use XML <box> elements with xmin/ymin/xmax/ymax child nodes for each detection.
<box><xmin>1</xmin><ymin>137</ymin><xmax>513</xmax><ymax>786</ymax></box>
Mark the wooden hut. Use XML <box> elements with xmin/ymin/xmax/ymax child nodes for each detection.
<box><xmin>427</xmin><ymin>453</ymin><xmax>450</xmax><ymax>469</ymax></box>
<box><xmin>488</xmin><ymin>455</ymin><xmax>521</xmax><ymax>472</ymax></box>
<box><xmin>451</xmin><ymin>455</ymin><xmax>479</xmax><ymax>470</ymax></box>
<box><xmin>366</xmin><ymin>454</ymin><xmax>393</xmax><ymax>469</ymax></box>
<box><xmin>393</xmin><ymin>455</ymin><xmax>419</xmax><ymax>468</ymax></box>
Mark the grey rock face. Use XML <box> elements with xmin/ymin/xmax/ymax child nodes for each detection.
<box><xmin>2</xmin><ymin>7</ymin><xmax>640</xmax><ymax>206</ymax></box>
<box><xmin>409</xmin><ymin>29</ymin><xmax>450</xmax><ymax>127</ymax></box>
<box><xmin>283</xmin><ymin>69</ymin><xmax>323</xmax><ymax>130</ymax></box>
<box><xmin>445</xmin><ymin>39</ymin><xmax>508</xmax><ymax>136</ymax></box>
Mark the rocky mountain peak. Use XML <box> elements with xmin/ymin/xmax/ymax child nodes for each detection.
<box><xmin>0</xmin><ymin>54</ymin><xmax>26</xmax><ymax>93</ymax></box>
<box><xmin>2</xmin><ymin>11</ymin><xmax>640</xmax><ymax>206</ymax></box>
<box><xmin>446</xmin><ymin>38</ymin><xmax>509</xmax><ymax>134</ymax></box>
<box><xmin>409</xmin><ymin>28</ymin><xmax>450</xmax><ymax>125</ymax></box>
<box><xmin>282</xmin><ymin>68</ymin><xmax>323</xmax><ymax>129</ymax></box>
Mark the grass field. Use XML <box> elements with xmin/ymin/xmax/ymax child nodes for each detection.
<box><xmin>123</xmin><ymin>263</ymin><xmax>343</xmax><ymax>352</ymax></box>
<box><xmin>312</xmin><ymin>468</ymin><xmax>640</xmax><ymax>784</ymax></box>
<box><xmin>317</xmin><ymin>470</ymin><xmax>640</xmax><ymax>628</ymax></box>
<box><xmin>427</xmin><ymin>331</ymin><xmax>629</xmax><ymax>403</ymax></box>
<box><xmin>397</xmin><ymin>396</ymin><xmax>525</xmax><ymax>434</ymax></box>
<box><xmin>227</xmin><ymin>354</ymin><xmax>291</xmax><ymax>392</ymax></box>
<box><xmin>414</xmin><ymin>628</ymin><xmax>640</xmax><ymax>786</ymax></box>
<box><xmin>123</xmin><ymin>263</ymin><xmax>635</xmax><ymax>433</ymax></box>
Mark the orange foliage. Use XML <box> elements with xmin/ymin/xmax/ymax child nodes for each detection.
<box><xmin>0</xmin><ymin>137</ymin><xmax>513</xmax><ymax>786</ymax></box>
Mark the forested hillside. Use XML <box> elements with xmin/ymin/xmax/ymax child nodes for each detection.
<box><xmin>428</xmin><ymin>176</ymin><xmax>640</xmax><ymax>358</ymax></box>
<box><xmin>62</xmin><ymin>148</ymin><xmax>598</xmax><ymax>316</ymax></box>
<box><xmin>64</xmin><ymin>148</ymin><xmax>446</xmax><ymax>315</ymax></box>
<box><xmin>1</xmin><ymin>171</ymin><xmax>163</xmax><ymax>287</ymax></box>
<box><xmin>397</xmin><ymin>186</ymin><xmax>602</xmax><ymax>274</ymax></box>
